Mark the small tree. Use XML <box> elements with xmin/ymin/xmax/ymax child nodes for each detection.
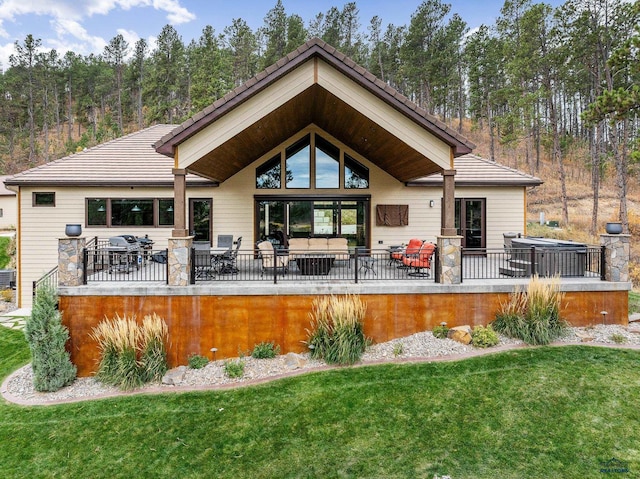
<box><xmin>24</xmin><ymin>285</ymin><xmax>76</xmax><ymax>391</ymax></box>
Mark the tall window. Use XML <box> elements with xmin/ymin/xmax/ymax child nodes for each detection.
<box><xmin>344</xmin><ymin>154</ymin><xmax>369</xmax><ymax>189</ymax></box>
<box><xmin>286</xmin><ymin>135</ymin><xmax>311</xmax><ymax>189</ymax></box>
<box><xmin>256</xmin><ymin>154</ymin><xmax>281</xmax><ymax>189</ymax></box>
<box><xmin>315</xmin><ymin>136</ymin><xmax>339</xmax><ymax>188</ymax></box>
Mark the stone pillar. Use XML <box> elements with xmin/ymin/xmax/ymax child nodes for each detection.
<box><xmin>172</xmin><ymin>168</ymin><xmax>189</xmax><ymax>237</ymax></box>
<box><xmin>58</xmin><ymin>237</ymin><xmax>86</xmax><ymax>287</ymax></box>
<box><xmin>600</xmin><ymin>234</ymin><xmax>631</xmax><ymax>282</ymax></box>
<box><xmin>168</xmin><ymin>236</ymin><xmax>193</xmax><ymax>286</ymax></box>
<box><xmin>437</xmin><ymin>235</ymin><xmax>462</xmax><ymax>284</ymax></box>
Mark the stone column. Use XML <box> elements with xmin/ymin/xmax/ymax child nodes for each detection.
<box><xmin>168</xmin><ymin>236</ymin><xmax>193</xmax><ymax>286</ymax></box>
<box><xmin>437</xmin><ymin>235</ymin><xmax>462</xmax><ymax>284</ymax></box>
<box><xmin>600</xmin><ymin>233</ymin><xmax>630</xmax><ymax>282</ymax></box>
<box><xmin>58</xmin><ymin>237</ymin><xmax>86</xmax><ymax>287</ymax></box>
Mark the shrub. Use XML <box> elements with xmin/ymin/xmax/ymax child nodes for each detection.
<box><xmin>24</xmin><ymin>285</ymin><xmax>77</xmax><ymax>392</ymax></box>
<box><xmin>91</xmin><ymin>313</ymin><xmax>169</xmax><ymax>390</ymax></box>
<box><xmin>610</xmin><ymin>333</ymin><xmax>627</xmax><ymax>344</ymax></box>
<box><xmin>471</xmin><ymin>325</ymin><xmax>500</xmax><ymax>348</ymax></box>
<box><xmin>188</xmin><ymin>354</ymin><xmax>209</xmax><ymax>369</ymax></box>
<box><xmin>432</xmin><ymin>325</ymin><xmax>449</xmax><ymax>339</ymax></box>
<box><xmin>1</xmin><ymin>289</ymin><xmax>13</xmax><ymax>302</ymax></box>
<box><xmin>251</xmin><ymin>341</ymin><xmax>280</xmax><ymax>359</ymax></box>
<box><xmin>493</xmin><ymin>275</ymin><xmax>567</xmax><ymax>345</ymax></box>
<box><xmin>224</xmin><ymin>359</ymin><xmax>245</xmax><ymax>378</ymax></box>
<box><xmin>306</xmin><ymin>295</ymin><xmax>370</xmax><ymax>365</ymax></box>
<box><xmin>392</xmin><ymin>342</ymin><xmax>404</xmax><ymax>357</ymax></box>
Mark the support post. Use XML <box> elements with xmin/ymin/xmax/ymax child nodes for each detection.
<box><xmin>168</xmin><ymin>236</ymin><xmax>193</xmax><ymax>286</ymax></box>
<box><xmin>172</xmin><ymin>168</ymin><xmax>188</xmax><ymax>237</ymax></box>
<box><xmin>441</xmin><ymin>169</ymin><xmax>457</xmax><ymax>236</ymax></box>
<box><xmin>437</xmin><ymin>235</ymin><xmax>462</xmax><ymax>284</ymax></box>
<box><xmin>58</xmin><ymin>237</ymin><xmax>86</xmax><ymax>287</ymax></box>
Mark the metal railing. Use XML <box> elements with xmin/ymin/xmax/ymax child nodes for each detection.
<box><xmin>190</xmin><ymin>247</ymin><xmax>440</xmax><ymax>284</ymax></box>
<box><xmin>63</xmin><ymin>244</ymin><xmax>605</xmax><ymax>287</ymax></box>
<box><xmin>83</xmin><ymin>247</ymin><xmax>169</xmax><ymax>283</ymax></box>
<box><xmin>32</xmin><ymin>266</ymin><xmax>59</xmax><ymax>297</ymax></box>
<box><xmin>461</xmin><ymin>246</ymin><xmax>604</xmax><ymax>281</ymax></box>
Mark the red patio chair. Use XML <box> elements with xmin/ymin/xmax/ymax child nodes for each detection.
<box><xmin>391</xmin><ymin>238</ymin><xmax>423</xmax><ymax>267</ymax></box>
<box><xmin>403</xmin><ymin>242</ymin><xmax>436</xmax><ymax>277</ymax></box>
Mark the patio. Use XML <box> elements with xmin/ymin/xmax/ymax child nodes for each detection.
<box><xmin>80</xmin><ymin>245</ymin><xmax>605</xmax><ymax>285</ymax></box>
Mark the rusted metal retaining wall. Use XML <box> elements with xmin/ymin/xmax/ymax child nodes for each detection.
<box><xmin>59</xmin><ymin>283</ymin><xmax>629</xmax><ymax>377</ymax></box>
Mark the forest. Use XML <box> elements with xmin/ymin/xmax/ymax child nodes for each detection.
<box><xmin>1</xmin><ymin>0</ymin><xmax>638</xmax><ymax>236</ymax></box>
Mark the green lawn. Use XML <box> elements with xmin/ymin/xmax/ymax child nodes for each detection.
<box><xmin>2</xmin><ymin>327</ymin><xmax>640</xmax><ymax>478</ymax></box>
<box><xmin>629</xmin><ymin>291</ymin><xmax>640</xmax><ymax>314</ymax></box>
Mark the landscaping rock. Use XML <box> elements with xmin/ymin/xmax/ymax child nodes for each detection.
<box><xmin>284</xmin><ymin>353</ymin><xmax>307</xmax><ymax>369</ymax></box>
<box><xmin>162</xmin><ymin>366</ymin><xmax>187</xmax><ymax>385</ymax></box>
<box><xmin>448</xmin><ymin>325</ymin><xmax>472</xmax><ymax>345</ymax></box>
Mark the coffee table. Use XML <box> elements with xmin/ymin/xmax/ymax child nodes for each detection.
<box><xmin>296</xmin><ymin>254</ymin><xmax>335</xmax><ymax>275</ymax></box>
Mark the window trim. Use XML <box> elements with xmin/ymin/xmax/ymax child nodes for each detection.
<box><xmin>33</xmin><ymin>192</ymin><xmax>56</xmax><ymax>207</ymax></box>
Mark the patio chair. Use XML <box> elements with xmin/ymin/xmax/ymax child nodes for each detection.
<box><xmin>218</xmin><ymin>237</ymin><xmax>242</xmax><ymax>274</ymax></box>
<box><xmin>193</xmin><ymin>242</ymin><xmax>215</xmax><ymax>279</ymax></box>
<box><xmin>391</xmin><ymin>238</ymin><xmax>423</xmax><ymax>268</ymax></box>
<box><xmin>402</xmin><ymin>242</ymin><xmax>436</xmax><ymax>277</ymax></box>
<box><xmin>217</xmin><ymin>234</ymin><xmax>234</xmax><ymax>249</ymax></box>
<box><xmin>257</xmin><ymin>240</ymin><xmax>289</xmax><ymax>277</ymax></box>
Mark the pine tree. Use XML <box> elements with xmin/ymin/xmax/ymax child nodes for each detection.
<box><xmin>24</xmin><ymin>285</ymin><xmax>76</xmax><ymax>392</ymax></box>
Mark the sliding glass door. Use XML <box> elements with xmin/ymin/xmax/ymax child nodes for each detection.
<box><xmin>256</xmin><ymin>197</ymin><xmax>369</xmax><ymax>248</ymax></box>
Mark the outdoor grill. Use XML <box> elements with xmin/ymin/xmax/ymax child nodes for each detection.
<box><xmin>107</xmin><ymin>236</ymin><xmax>141</xmax><ymax>273</ymax></box>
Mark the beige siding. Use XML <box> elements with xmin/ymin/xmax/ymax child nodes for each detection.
<box><xmin>317</xmin><ymin>61</ymin><xmax>451</xmax><ymax>170</ymax></box>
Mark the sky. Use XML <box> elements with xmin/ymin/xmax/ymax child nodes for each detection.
<box><xmin>0</xmin><ymin>0</ymin><xmax>565</xmax><ymax>69</ymax></box>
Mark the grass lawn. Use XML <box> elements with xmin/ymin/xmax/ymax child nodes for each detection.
<box><xmin>629</xmin><ymin>291</ymin><xmax>640</xmax><ymax>314</ymax></box>
<box><xmin>2</xmin><ymin>327</ymin><xmax>640</xmax><ymax>478</ymax></box>
<box><xmin>0</xmin><ymin>236</ymin><xmax>12</xmax><ymax>269</ymax></box>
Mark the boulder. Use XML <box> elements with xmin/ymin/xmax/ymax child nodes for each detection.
<box><xmin>284</xmin><ymin>352</ymin><xmax>307</xmax><ymax>370</ymax></box>
<box><xmin>162</xmin><ymin>366</ymin><xmax>187</xmax><ymax>385</ymax></box>
<box><xmin>447</xmin><ymin>325</ymin><xmax>472</xmax><ymax>345</ymax></box>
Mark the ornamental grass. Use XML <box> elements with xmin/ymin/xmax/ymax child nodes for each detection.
<box><xmin>493</xmin><ymin>275</ymin><xmax>567</xmax><ymax>345</ymax></box>
<box><xmin>306</xmin><ymin>295</ymin><xmax>370</xmax><ymax>365</ymax></box>
<box><xmin>91</xmin><ymin>313</ymin><xmax>168</xmax><ymax>390</ymax></box>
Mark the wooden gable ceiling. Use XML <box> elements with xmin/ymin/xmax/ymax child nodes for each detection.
<box><xmin>187</xmin><ymin>85</ymin><xmax>443</xmax><ymax>183</ymax></box>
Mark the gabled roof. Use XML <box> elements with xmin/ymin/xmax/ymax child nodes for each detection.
<box><xmin>155</xmin><ymin>38</ymin><xmax>474</xmax><ymax>158</ymax></box>
<box><xmin>4</xmin><ymin>125</ymin><xmax>214</xmax><ymax>188</ymax></box>
<box><xmin>153</xmin><ymin>38</ymin><xmax>475</xmax><ymax>184</ymax></box>
<box><xmin>407</xmin><ymin>154</ymin><xmax>543</xmax><ymax>187</ymax></box>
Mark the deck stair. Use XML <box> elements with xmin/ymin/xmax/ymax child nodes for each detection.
<box><xmin>499</xmin><ymin>258</ymin><xmax>535</xmax><ymax>277</ymax></box>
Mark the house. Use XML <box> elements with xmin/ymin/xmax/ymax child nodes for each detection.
<box><xmin>4</xmin><ymin>39</ymin><xmax>628</xmax><ymax>374</ymax></box>
<box><xmin>0</xmin><ymin>175</ymin><xmax>17</xmax><ymax>231</ymax></box>
<box><xmin>6</xmin><ymin>39</ymin><xmax>541</xmax><ymax>308</ymax></box>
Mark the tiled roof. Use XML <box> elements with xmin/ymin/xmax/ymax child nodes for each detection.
<box><xmin>154</xmin><ymin>37</ymin><xmax>475</xmax><ymax>157</ymax></box>
<box><xmin>407</xmin><ymin>154</ymin><xmax>543</xmax><ymax>187</ymax></box>
<box><xmin>4</xmin><ymin>125</ymin><xmax>213</xmax><ymax>187</ymax></box>
<box><xmin>3</xmin><ymin>127</ymin><xmax>540</xmax><ymax>189</ymax></box>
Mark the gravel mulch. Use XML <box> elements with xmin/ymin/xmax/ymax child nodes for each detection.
<box><xmin>3</xmin><ymin>324</ymin><xmax>640</xmax><ymax>406</ymax></box>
